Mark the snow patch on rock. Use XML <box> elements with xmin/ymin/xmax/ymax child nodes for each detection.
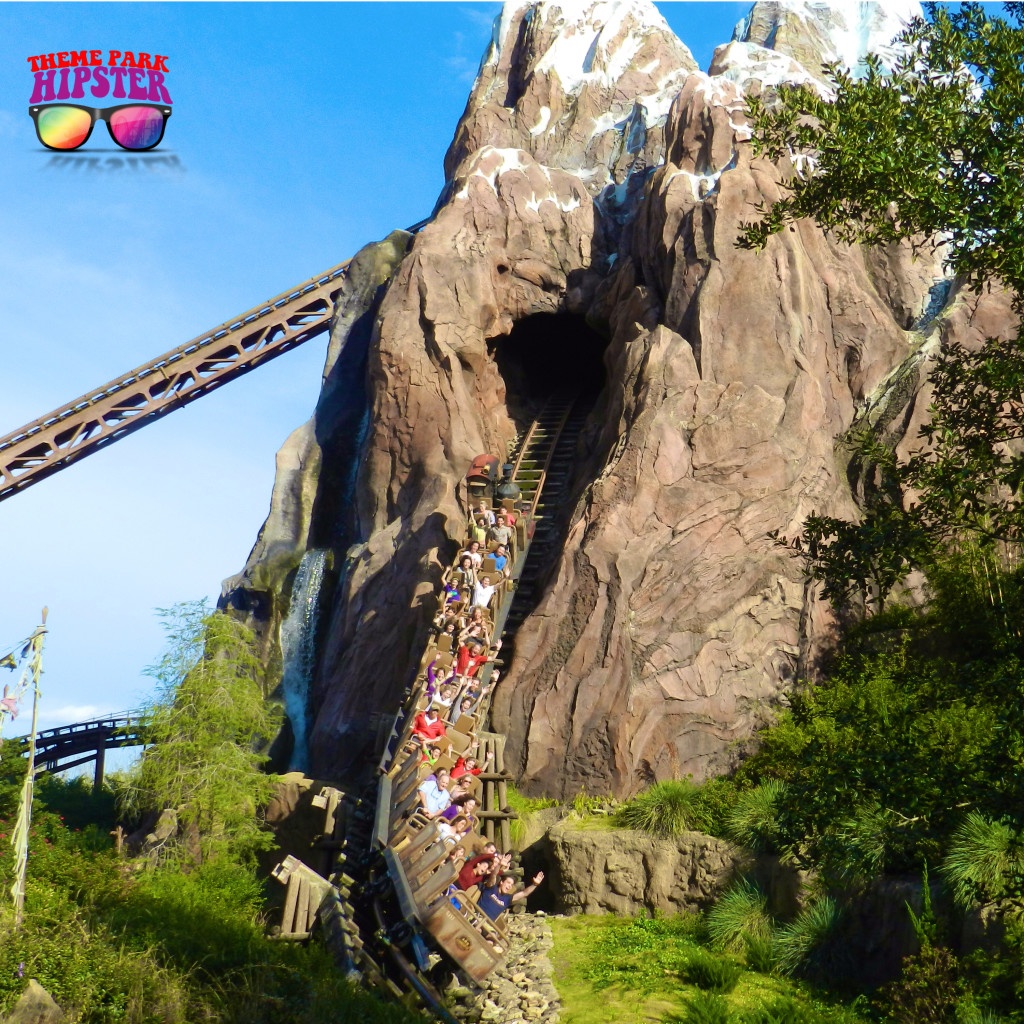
<box><xmin>709</xmin><ymin>39</ymin><xmax>825</xmax><ymax>96</ymax></box>
<box><xmin>490</xmin><ymin>0</ymin><xmax>696</xmax><ymax>99</ymax></box>
<box><xmin>529</xmin><ymin>106</ymin><xmax>552</xmax><ymax>136</ymax></box>
<box><xmin>455</xmin><ymin>146</ymin><xmax>585</xmax><ymax>215</ymax></box>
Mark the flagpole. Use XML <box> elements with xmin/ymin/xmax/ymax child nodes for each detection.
<box><xmin>11</xmin><ymin>608</ymin><xmax>47</xmax><ymax>930</ymax></box>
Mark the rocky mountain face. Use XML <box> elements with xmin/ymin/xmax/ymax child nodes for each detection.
<box><xmin>224</xmin><ymin>0</ymin><xmax>1014</xmax><ymax>797</ymax></box>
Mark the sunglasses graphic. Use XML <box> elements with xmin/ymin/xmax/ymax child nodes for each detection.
<box><xmin>28</xmin><ymin>103</ymin><xmax>171</xmax><ymax>151</ymax></box>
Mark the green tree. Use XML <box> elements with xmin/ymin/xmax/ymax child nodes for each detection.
<box><xmin>743</xmin><ymin>3</ymin><xmax>1024</xmax><ymax>608</ymax></box>
<box><xmin>121</xmin><ymin>601</ymin><xmax>281</xmax><ymax>865</ymax></box>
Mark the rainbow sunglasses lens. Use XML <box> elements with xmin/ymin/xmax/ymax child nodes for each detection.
<box><xmin>35</xmin><ymin>105</ymin><xmax>92</xmax><ymax>150</ymax></box>
<box><xmin>30</xmin><ymin>104</ymin><xmax>171</xmax><ymax>151</ymax></box>
<box><xmin>108</xmin><ymin>106</ymin><xmax>166</xmax><ymax>150</ymax></box>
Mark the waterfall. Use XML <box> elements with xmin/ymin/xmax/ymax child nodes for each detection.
<box><xmin>278</xmin><ymin>548</ymin><xmax>327</xmax><ymax>772</ymax></box>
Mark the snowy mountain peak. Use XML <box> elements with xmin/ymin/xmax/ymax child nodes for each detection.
<box><xmin>445</xmin><ymin>0</ymin><xmax>697</xmax><ymax>195</ymax></box>
<box><xmin>484</xmin><ymin>0</ymin><xmax>696</xmax><ymax>96</ymax></box>
<box><xmin>732</xmin><ymin>1</ymin><xmax>922</xmax><ymax>78</ymax></box>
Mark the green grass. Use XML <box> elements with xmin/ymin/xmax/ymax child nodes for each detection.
<box><xmin>549</xmin><ymin>914</ymin><xmax>869</xmax><ymax>1024</ymax></box>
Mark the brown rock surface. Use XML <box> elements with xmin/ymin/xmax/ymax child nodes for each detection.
<box><xmin>233</xmin><ymin>0</ymin><xmax>1016</xmax><ymax>797</ymax></box>
<box><xmin>547</xmin><ymin>820</ymin><xmax>753</xmax><ymax>915</ymax></box>
<box><xmin>490</xmin><ymin>64</ymin><xmax>944</xmax><ymax>797</ymax></box>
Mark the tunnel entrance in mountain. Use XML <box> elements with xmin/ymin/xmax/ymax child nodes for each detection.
<box><xmin>486</xmin><ymin>312</ymin><xmax>613</xmax><ymax>691</ymax></box>
<box><xmin>489</xmin><ymin>312</ymin><xmax>609</xmax><ymax>429</ymax></box>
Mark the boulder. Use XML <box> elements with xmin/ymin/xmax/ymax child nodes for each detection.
<box><xmin>125</xmin><ymin>807</ymin><xmax>177</xmax><ymax>858</ymax></box>
<box><xmin>547</xmin><ymin>820</ymin><xmax>754</xmax><ymax>915</ymax></box>
<box><xmin>2</xmin><ymin>981</ymin><xmax>64</xmax><ymax>1024</ymax></box>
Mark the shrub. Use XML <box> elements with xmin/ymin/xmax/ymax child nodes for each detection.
<box><xmin>962</xmin><ymin>917</ymin><xmax>1024</xmax><ymax>1020</ymax></box>
<box><xmin>874</xmin><ymin>945</ymin><xmax>965</xmax><ymax>1024</ymax></box>
<box><xmin>743</xmin><ymin>934</ymin><xmax>776</xmax><ymax>974</ymax></box>
<box><xmin>690</xmin><ymin>776</ymin><xmax>741</xmax><ymax>836</ymax></box>
<box><xmin>941</xmin><ymin>812</ymin><xmax>1024</xmax><ymax>907</ymax></box>
<box><xmin>818</xmin><ymin>803</ymin><xmax>893</xmax><ymax>885</ymax></box>
<box><xmin>615</xmin><ymin>779</ymin><xmax>703</xmax><ymax>836</ymax></box>
<box><xmin>684</xmin><ymin>950</ymin><xmax>742</xmax><ymax>993</ymax></box>
<box><xmin>707</xmin><ymin>880</ymin><xmax>774</xmax><ymax>952</ymax></box>
<box><xmin>725</xmin><ymin>781</ymin><xmax>786</xmax><ymax>853</ymax></box>
<box><xmin>773</xmin><ymin>897</ymin><xmax>843</xmax><ymax>979</ymax></box>
<box><xmin>737</xmin><ymin>996</ymin><xmax>823</xmax><ymax>1024</ymax></box>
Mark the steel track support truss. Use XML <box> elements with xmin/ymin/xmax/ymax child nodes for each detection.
<box><xmin>0</xmin><ymin>261</ymin><xmax>351</xmax><ymax>503</ymax></box>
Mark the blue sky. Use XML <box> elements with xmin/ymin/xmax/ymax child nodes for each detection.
<box><xmin>0</xmin><ymin>2</ymin><xmax>750</xmax><ymax>740</ymax></box>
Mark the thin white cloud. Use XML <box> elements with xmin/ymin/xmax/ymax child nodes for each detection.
<box><xmin>38</xmin><ymin>703</ymin><xmax>112</xmax><ymax>724</ymax></box>
<box><xmin>1</xmin><ymin>703</ymin><xmax>117</xmax><ymax>740</ymax></box>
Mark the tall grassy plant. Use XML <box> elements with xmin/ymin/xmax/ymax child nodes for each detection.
<box><xmin>737</xmin><ymin>996</ymin><xmax>828</xmax><ymax>1024</ymax></box>
<box><xmin>615</xmin><ymin>780</ymin><xmax>703</xmax><ymax>837</ymax></box>
<box><xmin>773</xmin><ymin>897</ymin><xmax>843</xmax><ymax>978</ymax></box>
<box><xmin>683</xmin><ymin>950</ymin><xmax>742</xmax><ymax>993</ymax></box>
<box><xmin>706</xmin><ymin>880</ymin><xmax>774</xmax><ymax>952</ymax></box>
<box><xmin>941</xmin><ymin>812</ymin><xmax>1024</xmax><ymax>907</ymax></box>
<box><xmin>676</xmin><ymin>991</ymin><xmax>732</xmax><ymax>1024</ymax></box>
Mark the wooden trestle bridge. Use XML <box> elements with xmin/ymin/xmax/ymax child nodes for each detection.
<box><xmin>0</xmin><ymin>220</ymin><xmax>592</xmax><ymax>1019</ymax></box>
<box><xmin>9</xmin><ymin>712</ymin><xmax>151</xmax><ymax>788</ymax></box>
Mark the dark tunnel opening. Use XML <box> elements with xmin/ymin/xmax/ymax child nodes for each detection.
<box><xmin>488</xmin><ymin>312</ymin><xmax>609</xmax><ymax>429</ymax></box>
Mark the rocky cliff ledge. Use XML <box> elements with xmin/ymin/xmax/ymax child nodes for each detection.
<box><xmin>224</xmin><ymin>0</ymin><xmax>1013</xmax><ymax>797</ymax></box>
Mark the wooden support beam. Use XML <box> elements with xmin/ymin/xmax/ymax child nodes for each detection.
<box><xmin>93</xmin><ymin>743</ymin><xmax>105</xmax><ymax>791</ymax></box>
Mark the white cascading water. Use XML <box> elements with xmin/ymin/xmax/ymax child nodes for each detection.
<box><xmin>278</xmin><ymin>548</ymin><xmax>327</xmax><ymax>772</ymax></box>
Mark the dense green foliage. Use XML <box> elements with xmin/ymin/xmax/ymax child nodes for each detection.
<box><xmin>735</xmin><ymin>624</ymin><xmax>1019</xmax><ymax>879</ymax></box>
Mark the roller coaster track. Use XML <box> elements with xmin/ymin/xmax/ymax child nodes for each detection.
<box><xmin>271</xmin><ymin>393</ymin><xmax>588</xmax><ymax>1020</ymax></box>
<box><xmin>0</xmin><ymin>218</ymin><xmax>428</xmax><ymax>504</ymax></box>
<box><xmin>502</xmin><ymin>397</ymin><xmax>590</xmax><ymax>639</ymax></box>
